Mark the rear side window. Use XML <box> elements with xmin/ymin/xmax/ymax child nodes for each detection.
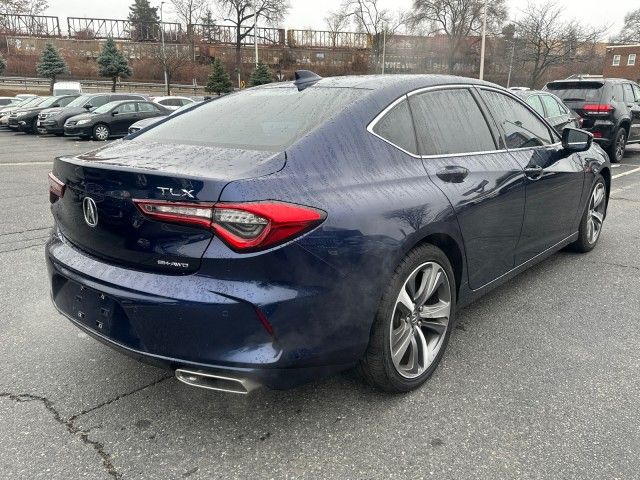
<box><xmin>546</xmin><ymin>81</ymin><xmax>604</xmax><ymax>102</ymax></box>
<box><xmin>138</xmin><ymin>87</ymin><xmax>367</xmax><ymax>151</ymax></box>
<box><xmin>526</xmin><ymin>96</ymin><xmax>545</xmax><ymax>116</ymax></box>
<box><xmin>622</xmin><ymin>84</ymin><xmax>635</xmax><ymax>103</ymax></box>
<box><xmin>632</xmin><ymin>84</ymin><xmax>640</xmax><ymax>102</ymax></box>
<box><xmin>372</xmin><ymin>99</ymin><xmax>417</xmax><ymax>154</ymax></box>
<box><xmin>541</xmin><ymin>95</ymin><xmax>562</xmax><ymax>117</ymax></box>
<box><xmin>480</xmin><ymin>89</ymin><xmax>553</xmax><ymax>149</ymax></box>
<box><xmin>409</xmin><ymin>88</ymin><xmax>496</xmax><ymax>156</ymax></box>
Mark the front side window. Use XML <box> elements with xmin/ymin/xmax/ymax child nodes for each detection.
<box><xmin>371</xmin><ymin>99</ymin><xmax>417</xmax><ymax>154</ymax></box>
<box><xmin>541</xmin><ymin>95</ymin><xmax>562</xmax><ymax>117</ymax></box>
<box><xmin>89</xmin><ymin>96</ymin><xmax>110</xmax><ymax>108</ymax></box>
<box><xmin>116</xmin><ymin>103</ymin><xmax>137</xmax><ymax>114</ymax></box>
<box><xmin>628</xmin><ymin>54</ymin><xmax>636</xmax><ymax>66</ymax></box>
<box><xmin>613</xmin><ymin>55</ymin><xmax>621</xmax><ymax>66</ymax></box>
<box><xmin>409</xmin><ymin>88</ymin><xmax>496</xmax><ymax>156</ymax></box>
<box><xmin>479</xmin><ymin>89</ymin><xmax>553</xmax><ymax>149</ymax></box>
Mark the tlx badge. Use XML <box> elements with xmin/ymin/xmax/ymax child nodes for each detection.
<box><xmin>156</xmin><ymin>187</ymin><xmax>195</xmax><ymax>199</ymax></box>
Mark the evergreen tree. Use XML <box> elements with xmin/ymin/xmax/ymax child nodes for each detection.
<box><xmin>36</xmin><ymin>43</ymin><xmax>68</xmax><ymax>93</ymax></box>
<box><xmin>205</xmin><ymin>58</ymin><xmax>233</xmax><ymax>96</ymax></box>
<box><xmin>0</xmin><ymin>55</ymin><xmax>6</xmax><ymax>76</ymax></box>
<box><xmin>128</xmin><ymin>0</ymin><xmax>160</xmax><ymax>41</ymax></box>
<box><xmin>249</xmin><ymin>61</ymin><xmax>273</xmax><ymax>87</ymax></box>
<box><xmin>97</xmin><ymin>38</ymin><xmax>133</xmax><ymax>93</ymax></box>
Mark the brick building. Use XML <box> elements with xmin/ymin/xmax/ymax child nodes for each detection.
<box><xmin>603</xmin><ymin>45</ymin><xmax>640</xmax><ymax>82</ymax></box>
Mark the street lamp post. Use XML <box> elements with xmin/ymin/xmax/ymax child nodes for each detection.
<box><xmin>160</xmin><ymin>1</ymin><xmax>169</xmax><ymax>95</ymax></box>
<box><xmin>479</xmin><ymin>0</ymin><xmax>487</xmax><ymax>80</ymax></box>
<box><xmin>254</xmin><ymin>6</ymin><xmax>259</xmax><ymax>67</ymax></box>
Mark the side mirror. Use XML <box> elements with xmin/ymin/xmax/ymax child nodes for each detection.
<box><xmin>112</xmin><ymin>110</ymin><xmax>119</xmax><ymax>116</ymax></box>
<box><xmin>562</xmin><ymin>127</ymin><xmax>592</xmax><ymax>153</ymax></box>
<box><xmin>52</xmin><ymin>103</ymin><xmax>60</xmax><ymax>107</ymax></box>
<box><xmin>84</xmin><ymin>104</ymin><xmax>93</xmax><ymax>110</ymax></box>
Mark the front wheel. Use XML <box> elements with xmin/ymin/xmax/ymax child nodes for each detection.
<box><xmin>570</xmin><ymin>176</ymin><xmax>607</xmax><ymax>253</ymax></box>
<box><xmin>607</xmin><ymin>128</ymin><xmax>626</xmax><ymax>163</ymax></box>
<box><xmin>92</xmin><ymin>124</ymin><xmax>110</xmax><ymax>141</ymax></box>
<box><xmin>358</xmin><ymin>244</ymin><xmax>456</xmax><ymax>392</ymax></box>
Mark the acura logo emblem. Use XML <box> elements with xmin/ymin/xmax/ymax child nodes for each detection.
<box><xmin>83</xmin><ymin>197</ymin><xmax>98</xmax><ymax>228</ymax></box>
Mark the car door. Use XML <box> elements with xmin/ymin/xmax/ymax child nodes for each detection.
<box><xmin>110</xmin><ymin>102</ymin><xmax>139</xmax><ymax>134</ymax></box>
<box><xmin>477</xmin><ymin>88</ymin><xmax>585</xmax><ymax>265</ymax></box>
<box><xmin>623</xmin><ymin>83</ymin><xmax>640</xmax><ymax>142</ymax></box>
<box><xmin>409</xmin><ymin>86</ymin><xmax>526</xmax><ymax>290</ymax></box>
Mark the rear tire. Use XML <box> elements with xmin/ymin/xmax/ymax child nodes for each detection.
<box><xmin>92</xmin><ymin>124</ymin><xmax>110</xmax><ymax>141</ymax></box>
<box><xmin>607</xmin><ymin>128</ymin><xmax>626</xmax><ymax>163</ymax></box>
<box><xmin>570</xmin><ymin>175</ymin><xmax>607</xmax><ymax>253</ymax></box>
<box><xmin>358</xmin><ymin>244</ymin><xmax>456</xmax><ymax>392</ymax></box>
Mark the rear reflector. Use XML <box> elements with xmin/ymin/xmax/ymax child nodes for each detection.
<box><xmin>48</xmin><ymin>172</ymin><xmax>65</xmax><ymax>203</ymax></box>
<box><xmin>133</xmin><ymin>200</ymin><xmax>326</xmax><ymax>252</ymax></box>
<box><xmin>583</xmin><ymin>104</ymin><xmax>614</xmax><ymax>114</ymax></box>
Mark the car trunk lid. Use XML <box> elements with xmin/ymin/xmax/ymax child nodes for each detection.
<box><xmin>51</xmin><ymin>140</ymin><xmax>285</xmax><ymax>274</ymax></box>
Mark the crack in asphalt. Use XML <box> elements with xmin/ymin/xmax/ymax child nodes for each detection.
<box><xmin>610</xmin><ymin>196</ymin><xmax>639</xmax><ymax>204</ymax></box>
<box><xmin>0</xmin><ymin>376</ymin><xmax>172</xmax><ymax>480</ymax></box>
<box><xmin>0</xmin><ymin>240</ymin><xmax>48</xmax><ymax>254</ymax></box>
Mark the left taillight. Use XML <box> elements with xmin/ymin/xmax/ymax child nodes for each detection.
<box><xmin>133</xmin><ymin>200</ymin><xmax>326</xmax><ymax>252</ymax></box>
<box><xmin>48</xmin><ymin>172</ymin><xmax>65</xmax><ymax>203</ymax></box>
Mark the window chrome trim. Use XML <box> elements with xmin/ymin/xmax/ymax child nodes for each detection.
<box><xmin>366</xmin><ymin>83</ymin><xmax>563</xmax><ymax>160</ymax></box>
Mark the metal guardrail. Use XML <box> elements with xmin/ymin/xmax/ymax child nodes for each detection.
<box><xmin>190</xmin><ymin>23</ymin><xmax>285</xmax><ymax>46</ymax></box>
<box><xmin>287</xmin><ymin>30</ymin><xmax>370</xmax><ymax>49</ymax></box>
<box><xmin>0</xmin><ymin>76</ymin><xmax>206</xmax><ymax>95</ymax></box>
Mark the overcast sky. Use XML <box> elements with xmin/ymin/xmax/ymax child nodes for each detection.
<box><xmin>48</xmin><ymin>0</ymin><xmax>635</xmax><ymax>38</ymax></box>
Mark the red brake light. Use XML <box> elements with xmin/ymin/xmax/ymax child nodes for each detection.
<box><xmin>48</xmin><ymin>172</ymin><xmax>65</xmax><ymax>203</ymax></box>
<box><xmin>583</xmin><ymin>104</ymin><xmax>614</xmax><ymax>114</ymax></box>
<box><xmin>133</xmin><ymin>200</ymin><xmax>326</xmax><ymax>252</ymax></box>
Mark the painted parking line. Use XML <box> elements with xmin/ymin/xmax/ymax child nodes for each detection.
<box><xmin>613</xmin><ymin>166</ymin><xmax>640</xmax><ymax>180</ymax></box>
<box><xmin>0</xmin><ymin>161</ymin><xmax>52</xmax><ymax>166</ymax></box>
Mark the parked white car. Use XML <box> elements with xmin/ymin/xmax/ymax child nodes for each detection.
<box><xmin>151</xmin><ymin>96</ymin><xmax>194</xmax><ymax>110</ymax></box>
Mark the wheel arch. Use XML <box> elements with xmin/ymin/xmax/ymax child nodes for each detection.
<box><xmin>412</xmin><ymin>232</ymin><xmax>464</xmax><ymax>301</ymax></box>
<box><xmin>600</xmin><ymin>166</ymin><xmax>611</xmax><ymax>203</ymax></box>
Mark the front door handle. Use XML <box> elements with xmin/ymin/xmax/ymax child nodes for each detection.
<box><xmin>436</xmin><ymin>165</ymin><xmax>469</xmax><ymax>183</ymax></box>
<box><xmin>524</xmin><ymin>165</ymin><xmax>544</xmax><ymax>180</ymax></box>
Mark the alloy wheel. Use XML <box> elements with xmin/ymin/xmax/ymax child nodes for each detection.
<box><xmin>587</xmin><ymin>183</ymin><xmax>606</xmax><ymax>244</ymax></box>
<box><xmin>389</xmin><ymin>261</ymin><xmax>451</xmax><ymax>379</ymax></box>
<box><xmin>615</xmin><ymin>131</ymin><xmax>626</xmax><ymax>161</ymax></box>
<box><xmin>94</xmin><ymin>125</ymin><xmax>109</xmax><ymax>141</ymax></box>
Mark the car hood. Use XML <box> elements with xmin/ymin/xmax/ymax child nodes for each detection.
<box><xmin>42</xmin><ymin>107</ymin><xmax>63</xmax><ymax>115</ymax></box>
<box><xmin>53</xmin><ymin>107</ymin><xmax>87</xmax><ymax>119</ymax></box>
<box><xmin>130</xmin><ymin>116</ymin><xmax>167</xmax><ymax>130</ymax></box>
<box><xmin>67</xmin><ymin>112</ymin><xmax>94</xmax><ymax>122</ymax></box>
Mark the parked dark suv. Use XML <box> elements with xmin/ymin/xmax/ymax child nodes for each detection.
<box><xmin>38</xmin><ymin>93</ymin><xmax>146</xmax><ymax>135</ymax></box>
<box><xmin>545</xmin><ymin>78</ymin><xmax>640</xmax><ymax>162</ymax></box>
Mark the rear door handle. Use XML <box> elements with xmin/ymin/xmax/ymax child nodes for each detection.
<box><xmin>524</xmin><ymin>165</ymin><xmax>544</xmax><ymax>180</ymax></box>
<box><xmin>436</xmin><ymin>165</ymin><xmax>469</xmax><ymax>183</ymax></box>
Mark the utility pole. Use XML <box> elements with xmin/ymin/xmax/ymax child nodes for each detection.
<box><xmin>160</xmin><ymin>1</ymin><xmax>169</xmax><ymax>95</ymax></box>
<box><xmin>254</xmin><ymin>5</ymin><xmax>259</xmax><ymax>67</ymax></box>
<box><xmin>479</xmin><ymin>0</ymin><xmax>487</xmax><ymax>80</ymax></box>
<box><xmin>381</xmin><ymin>25</ymin><xmax>387</xmax><ymax>75</ymax></box>
<box><xmin>507</xmin><ymin>38</ymin><xmax>516</xmax><ymax>88</ymax></box>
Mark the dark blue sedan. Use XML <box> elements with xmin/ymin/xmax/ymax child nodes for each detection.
<box><xmin>46</xmin><ymin>72</ymin><xmax>611</xmax><ymax>393</ymax></box>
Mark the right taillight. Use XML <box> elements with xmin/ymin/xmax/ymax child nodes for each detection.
<box><xmin>48</xmin><ymin>172</ymin><xmax>65</xmax><ymax>203</ymax></box>
<box><xmin>133</xmin><ymin>199</ymin><xmax>326</xmax><ymax>252</ymax></box>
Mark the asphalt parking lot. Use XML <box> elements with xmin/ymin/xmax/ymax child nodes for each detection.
<box><xmin>1</xmin><ymin>130</ymin><xmax>640</xmax><ymax>480</ymax></box>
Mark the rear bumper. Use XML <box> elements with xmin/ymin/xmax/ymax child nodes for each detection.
<box><xmin>46</xmin><ymin>231</ymin><xmax>359</xmax><ymax>390</ymax></box>
<box><xmin>582</xmin><ymin>120</ymin><xmax>616</xmax><ymax>146</ymax></box>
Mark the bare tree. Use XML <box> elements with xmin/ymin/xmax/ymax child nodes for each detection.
<box><xmin>341</xmin><ymin>0</ymin><xmax>411</xmax><ymax>61</ymax></box>
<box><xmin>150</xmin><ymin>44</ymin><xmax>192</xmax><ymax>94</ymax></box>
<box><xmin>515</xmin><ymin>1</ymin><xmax>606</xmax><ymax>88</ymax></box>
<box><xmin>617</xmin><ymin>8</ymin><xmax>640</xmax><ymax>43</ymax></box>
<box><xmin>171</xmin><ymin>0</ymin><xmax>211</xmax><ymax>59</ymax></box>
<box><xmin>217</xmin><ymin>0</ymin><xmax>290</xmax><ymax>80</ymax></box>
<box><xmin>0</xmin><ymin>0</ymin><xmax>48</xmax><ymax>15</ymax></box>
<box><xmin>325</xmin><ymin>10</ymin><xmax>350</xmax><ymax>47</ymax></box>
<box><xmin>412</xmin><ymin>0</ymin><xmax>507</xmax><ymax>73</ymax></box>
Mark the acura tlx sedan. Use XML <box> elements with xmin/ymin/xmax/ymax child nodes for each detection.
<box><xmin>46</xmin><ymin>72</ymin><xmax>610</xmax><ymax>394</ymax></box>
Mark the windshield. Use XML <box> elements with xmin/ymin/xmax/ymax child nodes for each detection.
<box><xmin>545</xmin><ymin>82</ymin><xmax>604</xmax><ymax>102</ymax></box>
<box><xmin>65</xmin><ymin>95</ymin><xmax>92</xmax><ymax>108</ymax></box>
<box><xmin>39</xmin><ymin>96</ymin><xmax>66</xmax><ymax>108</ymax></box>
<box><xmin>17</xmin><ymin>97</ymin><xmax>42</xmax><ymax>108</ymax></box>
<box><xmin>138</xmin><ymin>87</ymin><xmax>367</xmax><ymax>151</ymax></box>
<box><xmin>93</xmin><ymin>101</ymin><xmax>122</xmax><ymax>114</ymax></box>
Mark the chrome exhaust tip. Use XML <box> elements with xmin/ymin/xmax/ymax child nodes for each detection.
<box><xmin>174</xmin><ymin>368</ymin><xmax>259</xmax><ymax>395</ymax></box>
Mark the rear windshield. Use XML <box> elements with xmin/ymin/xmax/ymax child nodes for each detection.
<box><xmin>137</xmin><ymin>86</ymin><xmax>368</xmax><ymax>151</ymax></box>
<box><xmin>545</xmin><ymin>82</ymin><xmax>604</xmax><ymax>102</ymax></box>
